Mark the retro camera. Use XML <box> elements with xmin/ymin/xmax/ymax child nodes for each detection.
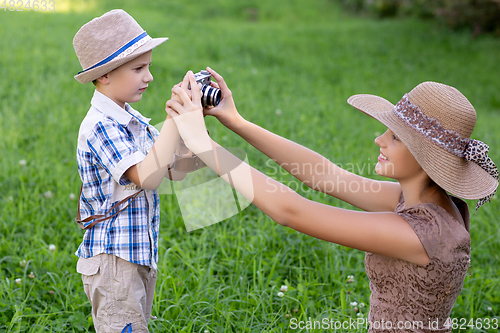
<box><xmin>193</xmin><ymin>70</ymin><xmax>221</xmax><ymax>107</ymax></box>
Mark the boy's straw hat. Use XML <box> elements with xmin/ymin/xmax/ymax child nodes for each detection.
<box><xmin>73</xmin><ymin>9</ymin><xmax>168</xmax><ymax>84</ymax></box>
<box><xmin>348</xmin><ymin>82</ymin><xmax>498</xmax><ymax>210</ymax></box>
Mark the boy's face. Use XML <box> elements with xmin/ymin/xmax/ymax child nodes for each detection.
<box><xmin>97</xmin><ymin>51</ymin><xmax>153</xmax><ymax>109</ymax></box>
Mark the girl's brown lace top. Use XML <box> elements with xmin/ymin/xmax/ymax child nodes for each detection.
<box><xmin>365</xmin><ymin>194</ymin><xmax>471</xmax><ymax>332</ymax></box>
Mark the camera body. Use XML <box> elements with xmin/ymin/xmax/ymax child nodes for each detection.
<box><xmin>194</xmin><ymin>70</ymin><xmax>221</xmax><ymax>107</ymax></box>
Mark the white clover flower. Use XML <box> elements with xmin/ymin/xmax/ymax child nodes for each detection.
<box><xmin>359</xmin><ymin>302</ymin><xmax>365</xmax><ymax>308</ymax></box>
<box><xmin>204</xmin><ymin>330</ymin><xmax>209</xmax><ymax>333</ymax></box>
<box><xmin>44</xmin><ymin>191</ymin><xmax>52</xmax><ymax>199</ymax></box>
<box><xmin>350</xmin><ymin>301</ymin><xmax>358</xmax><ymax>307</ymax></box>
<box><xmin>49</xmin><ymin>244</ymin><xmax>56</xmax><ymax>252</ymax></box>
<box><xmin>7</xmin><ymin>196</ymin><xmax>14</xmax><ymax>203</ymax></box>
<box><xmin>487</xmin><ymin>306</ymin><xmax>492</xmax><ymax>311</ymax></box>
<box><xmin>275</xmin><ymin>109</ymin><xmax>282</xmax><ymax>116</ymax></box>
<box><xmin>29</xmin><ymin>272</ymin><xmax>35</xmax><ymax>279</ymax></box>
<box><xmin>19</xmin><ymin>159</ymin><xmax>27</xmax><ymax>166</ymax></box>
<box><xmin>347</xmin><ymin>275</ymin><xmax>355</xmax><ymax>283</ymax></box>
<box><xmin>357</xmin><ymin>312</ymin><xmax>363</xmax><ymax>317</ymax></box>
<box><xmin>69</xmin><ymin>193</ymin><xmax>76</xmax><ymax>200</ymax></box>
<box><xmin>280</xmin><ymin>285</ymin><xmax>288</xmax><ymax>292</ymax></box>
<box><xmin>19</xmin><ymin>259</ymin><xmax>27</xmax><ymax>267</ymax></box>
<box><xmin>15</xmin><ymin>278</ymin><xmax>22</xmax><ymax>285</ymax></box>
<box><xmin>277</xmin><ymin>291</ymin><xmax>284</xmax><ymax>298</ymax></box>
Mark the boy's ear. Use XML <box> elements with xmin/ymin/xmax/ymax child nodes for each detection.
<box><xmin>96</xmin><ymin>74</ymin><xmax>110</xmax><ymax>85</ymax></box>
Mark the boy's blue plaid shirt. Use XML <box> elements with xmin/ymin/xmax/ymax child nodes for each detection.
<box><xmin>76</xmin><ymin>90</ymin><xmax>161</xmax><ymax>269</ymax></box>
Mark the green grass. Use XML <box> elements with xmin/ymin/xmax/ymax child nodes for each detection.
<box><xmin>1</xmin><ymin>0</ymin><xmax>499</xmax><ymax>332</ymax></box>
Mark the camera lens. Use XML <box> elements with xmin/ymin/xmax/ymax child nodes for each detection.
<box><xmin>201</xmin><ymin>84</ymin><xmax>221</xmax><ymax>107</ymax></box>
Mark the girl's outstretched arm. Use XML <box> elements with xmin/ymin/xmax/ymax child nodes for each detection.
<box><xmin>166</xmin><ymin>71</ymin><xmax>429</xmax><ymax>266</ymax></box>
<box><xmin>204</xmin><ymin>68</ymin><xmax>401</xmax><ymax>212</ymax></box>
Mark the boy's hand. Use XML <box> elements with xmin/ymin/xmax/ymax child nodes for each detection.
<box><xmin>165</xmin><ymin>71</ymin><xmax>211</xmax><ymax>153</ymax></box>
<box><xmin>165</xmin><ymin>81</ymin><xmax>183</xmax><ymax>119</ymax></box>
<box><xmin>203</xmin><ymin>67</ymin><xmax>245</xmax><ymax>130</ymax></box>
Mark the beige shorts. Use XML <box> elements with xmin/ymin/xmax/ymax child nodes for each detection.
<box><xmin>76</xmin><ymin>253</ymin><xmax>157</xmax><ymax>333</ymax></box>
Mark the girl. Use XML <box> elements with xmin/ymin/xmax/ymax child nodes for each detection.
<box><xmin>166</xmin><ymin>69</ymin><xmax>498</xmax><ymax>332</ymax></box>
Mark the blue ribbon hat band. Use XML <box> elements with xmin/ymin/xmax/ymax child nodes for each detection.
<box><xmin>78</xmin><ymin>32</ymin><xmax>151</xmax><ymax>75</ymax></box>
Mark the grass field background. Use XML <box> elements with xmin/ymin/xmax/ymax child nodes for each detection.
<box><xmin>1</xmin><ymin>0</ymin><xmax>499</xmax><ymax>332</ymax></box>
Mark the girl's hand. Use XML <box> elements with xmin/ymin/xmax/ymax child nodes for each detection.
<box><xmin>203</xmin><ymin>67</ymin><xmax>245</xmax><ymax>130</ymax></box>
<box><xmin>165</xmin><ymin>71</ymin><xmax>211</xmax><ymax>153</ymax></box>
<box><xmin>165</xmin><ymin>68</ymin><xmax>199</xmax><ymax>112</ymax></box>
<box><xmin>165</xmin><ymin>71</ymin><xmax>202</xmax><ymax>115</ymax></box>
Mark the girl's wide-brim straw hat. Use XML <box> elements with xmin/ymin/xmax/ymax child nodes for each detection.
<box><xmin>348</xmin><ymin>82</ymin><xmax>498</xmax><ymax>208</ymax></box>
<box><xmin>73</xmin><ymin>9</ymin><xmax>168</xmax><ymax>84</ymax></box>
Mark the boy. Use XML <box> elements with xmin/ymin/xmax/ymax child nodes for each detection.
<box><xmin>73</xmin><ymin>9</ymin><xmax>181</xmax><ymax>332</ymax></box>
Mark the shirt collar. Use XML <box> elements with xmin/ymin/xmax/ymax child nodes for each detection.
<box><xmin>91</xmin><ymin>90</ymin><xmax>134</xmax><ymax>126</ymax></box>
